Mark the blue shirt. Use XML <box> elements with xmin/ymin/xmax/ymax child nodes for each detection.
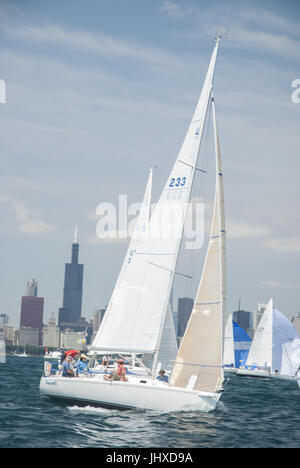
<box><xmin>74</xmin><ymin>361</ymin><xmax>88</xmax><ymax>375</ymax></box>
<box><xmin>157</xmin><ymin>374</ymin><xmax>168</xmax><ymax>382</ymax></box>
<box><xmin>62</xmin><ymin>361</ymin><xmax>73</xmax><ymax>376</ymax></box>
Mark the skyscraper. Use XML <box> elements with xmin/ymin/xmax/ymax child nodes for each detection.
<box><xmin>58</xmin><ymin>227</ymin><xmax>84</xmax><ymax>327</ymax></box>
<box><xmin>20</xmin><ymin>279</ymin><xmax>44</xmax><ymax>345</ymax></box>
<box><xmin>26</xmin><ymin>278</ymin><xmax>38</xmax><ymax>297</ymax></box>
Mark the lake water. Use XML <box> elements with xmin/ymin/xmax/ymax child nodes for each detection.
<box><xmin>0</xmin><ymin>356</ymin><xmax>299</xmax><ymax>448</ymax></box>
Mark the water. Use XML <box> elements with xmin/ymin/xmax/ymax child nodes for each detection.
<box><xmin>0</xmin><ymin>356</ymin><xmax>299</xmax><ymax>448</ymax></box>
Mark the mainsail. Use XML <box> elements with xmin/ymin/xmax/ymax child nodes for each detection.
<box><xmin>91</xmin><ymin>169</ymin><xmax>152</xmax><ymax>351</ymax></box>
<box><xmin>92</xmin><ymin>39</ymin><xmax>221</xmax><ymax>359</ymax></box>
<box><xmin>170</xmin><ymin>84</ymin><xmax>225</xmax><ymax>393</ymax></box>
<box><xmin>223</xmin><ymin>313</ymin><xmax>235</xmax><ymax>367</ymax></box>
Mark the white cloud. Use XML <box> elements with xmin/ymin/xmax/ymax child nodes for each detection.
<box><xmin>86</xmin><ymin>233</ymin><xmax>129</xmax><ymax>244</ymax></box>
<box><xmin>227</xmin><ymin>219</ymin><xmax>270</xmax><ymax>239</ymax></box>
<box><xmin>0</xmin><ymin>22</ymin><xmax>182</xmax><ymax>70</ymax></box>
<box><xmin>0</xmin><ymin>193</ymin><xmax>57</xmax><ymax>234</ymax></box>
<box><xmin>161</xmin><ymin>1</ymin><xmax>184</xmax><ymax>18</ymax></box>
<box><xmin>264</xmin><ymin>237</ymin><xmax>300</xmax><ymax>253</ymax></box>
<box><xmin>261</xmin><ymin>280</ymin><xmax>300</xmax><ymax>289</ymax></box>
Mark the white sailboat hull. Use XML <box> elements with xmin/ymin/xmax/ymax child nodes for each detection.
<box><xmin>236</xmin><ymin>368</ymin><xmax>296</xmax><ymax>381</ymax></box>
<box><xmin>40</xmin><ymin>375</ymin><xmax>221</xmax><ymax>413</ymax></box>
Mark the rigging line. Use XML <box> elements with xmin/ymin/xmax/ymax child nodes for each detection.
<box><xmin>177</xmin><ymin>159</ymin><xmax>207</xmax><ymax>173</ymax></box>
<box><xmin>147</xmin><ymin>261</ymin><xmax>192</xmax><ymax>279</ymax></box>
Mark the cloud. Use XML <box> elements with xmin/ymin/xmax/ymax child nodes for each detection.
<box><xmin>0</xmin><ymin>193</ymin><xmax>57</xmax><ymax>234</ymax></box>
<box><xmin>261</xmin><ymin>280</ymin><xmax>300</xmax><ymax>289</ymax></box>
<box><xmin>0</xmin><ymin>22</ymin><xmax>182</xmax><ymax>71</ymax></box>
<box><xmin>161</xmin><ymin>1</ymin><xmax>185</xmax><ymax>18</ymax></box>
<box><xmin>86</xmin><ymin>233</ymin><xmax>129</xmax><ymax>244</ymax></box>
<box><xmin>263</xmin><ymin>237</ymin><xmax>300</xmax><ymax>253</ymax></box>
<box><xmin>227</xmin><ymin>220</ymin><xmax>270</xmax><ymax>239</ymax></box>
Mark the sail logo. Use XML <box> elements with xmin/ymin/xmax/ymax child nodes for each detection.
<box><xmin>0</xmin><ymin>79</ymin><xmax>6</xmax><ymax>103</ymax></box>
<box><xmin>291</xmin><ymin>79</ymin><xmax>300</xmax><ymax>104</ymax></box>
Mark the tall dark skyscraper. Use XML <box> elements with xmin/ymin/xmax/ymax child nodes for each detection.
<box><xmin>58</xmin><ymin>227</ymin><xmax>84</xmax><ymax>327</ymax></box>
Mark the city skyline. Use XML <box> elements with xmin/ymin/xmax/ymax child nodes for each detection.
<box><xmin>0</xmin><ymin>1</ymin><xmax>300</xmax><ymax>327</ymax></box>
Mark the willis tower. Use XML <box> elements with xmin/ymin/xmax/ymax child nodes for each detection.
<box><xmin>58</xmin><ymin>227</ymin><xmax>84</xmax><ymax>328</ymax></box>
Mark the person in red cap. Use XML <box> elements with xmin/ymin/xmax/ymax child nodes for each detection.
<box><xmin>65</xmin><ymin>349</ymin><xmax>80</xmax><ymax>359</ymax></box>
<box><xmin>104</xmin><ymin>358</ymin><xmax>128</xmax><ymax>382</ymax></box>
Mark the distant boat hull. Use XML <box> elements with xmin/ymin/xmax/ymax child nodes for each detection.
<box><xmin>236</xmin><ymin>368</ymin><xmax>296</xmax><ymax>381</ymax></box>
<box><xmin>44</xmin><ymin>352</ymin><xmax>62</xmax><ymax>360</ymax></box>
<box><xmin>40</xmin><ymin>375</ymin><xmax>221</xmax><ymax>413</ymax></box>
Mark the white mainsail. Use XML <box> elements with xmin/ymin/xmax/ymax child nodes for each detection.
<box><xmin>91</xmin><ymin>169</ymin><xmax>152</xmax><ymax>351</ymax></box>
<box><xmin>246</xmin><ymin>298</ymin><xmax>300</xmax><ymax>376</ymax></box>
<box><xmin>223</xmin><ymin>313</ymin><xmax>235</xmax><ymax>367</ymax></box>
<box><xmin>246</xmin><ymin>298</ymin><xmax>273</xmax><ymax>369</ymax></box>
<box><xmin>91</xmin><ymin>39</ymin><xmax>221</xmax><ymax>359</ymax></box>
<box><xmin>170</xmin><ymin>88</ymin><xmax>226</xmax><ymax>393</ymax></box>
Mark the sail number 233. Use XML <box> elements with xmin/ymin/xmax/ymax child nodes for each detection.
<box><xmin>169</xmin><ymin>176</ymin><xmax>186</xmax><ymax>188</ymax></box>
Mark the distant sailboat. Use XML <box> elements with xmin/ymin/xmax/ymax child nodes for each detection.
<box><xmin>223</xmin><ymin>314</ymin><xmax>252</xmax><ymax>373</ymax></box>
<box><xmin>0</xmin><ymin>335</ymin><xmax>6</xmax><ymax>364</ymax></box>
<box><xmin>237</xmin><ymin>298</ymin><xmax>300</xmax><ymax>380</ymax></box>
<box><xmin>40</xmin><ymin>36</ymin><xmax>226</xmax><ymax>412</ymax></box>
<box><xmin>15</xmin><ymin>345</ymin><xmax>28</xmax><ymax>358</ymax></box>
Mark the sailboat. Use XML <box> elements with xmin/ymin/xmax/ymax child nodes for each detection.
<box><xmin>0</xmin><ymin>334</ymin><xmax>6</xmax><ymax>364</ymax></box>
<box><xmin>40</xmin><ymin>36</ymin><xmax>226</xmax><ymax>412</ymax></box>
<box><xmin>223</xmin><ymin>314</ymin><xmax>252</xmax><ymax>373</ymax></box>
<box><xmin>15</xmin><ymin>344</ymin><xmax>28</xmax><ymax>358</ymax></box>
<box><xmin>236</xmin><ymin>298</ymin><xmax>300</xmax><ymax>380</ymax></box>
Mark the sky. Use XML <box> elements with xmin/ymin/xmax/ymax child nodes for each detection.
<box><xmin>0</xmin><ymin>0</ymin><xmax>300</xmax><ymax>328</ymax></box>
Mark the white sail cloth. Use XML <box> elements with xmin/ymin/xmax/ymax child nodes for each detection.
<box><xmin>223</xmin><ymin>314</ymin><xmax>234</xmax><ymax>366</ymax></box>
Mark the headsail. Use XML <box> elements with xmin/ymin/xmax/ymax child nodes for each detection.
<box><xmin>170</xmin><ymin>74</ymin><xmax>225</xmax><ymax>393</ymax></box>
<box><xmin>92</xmin><ymin>39</ymin><xmax>221</xmax><ymax>357</ymax></box>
